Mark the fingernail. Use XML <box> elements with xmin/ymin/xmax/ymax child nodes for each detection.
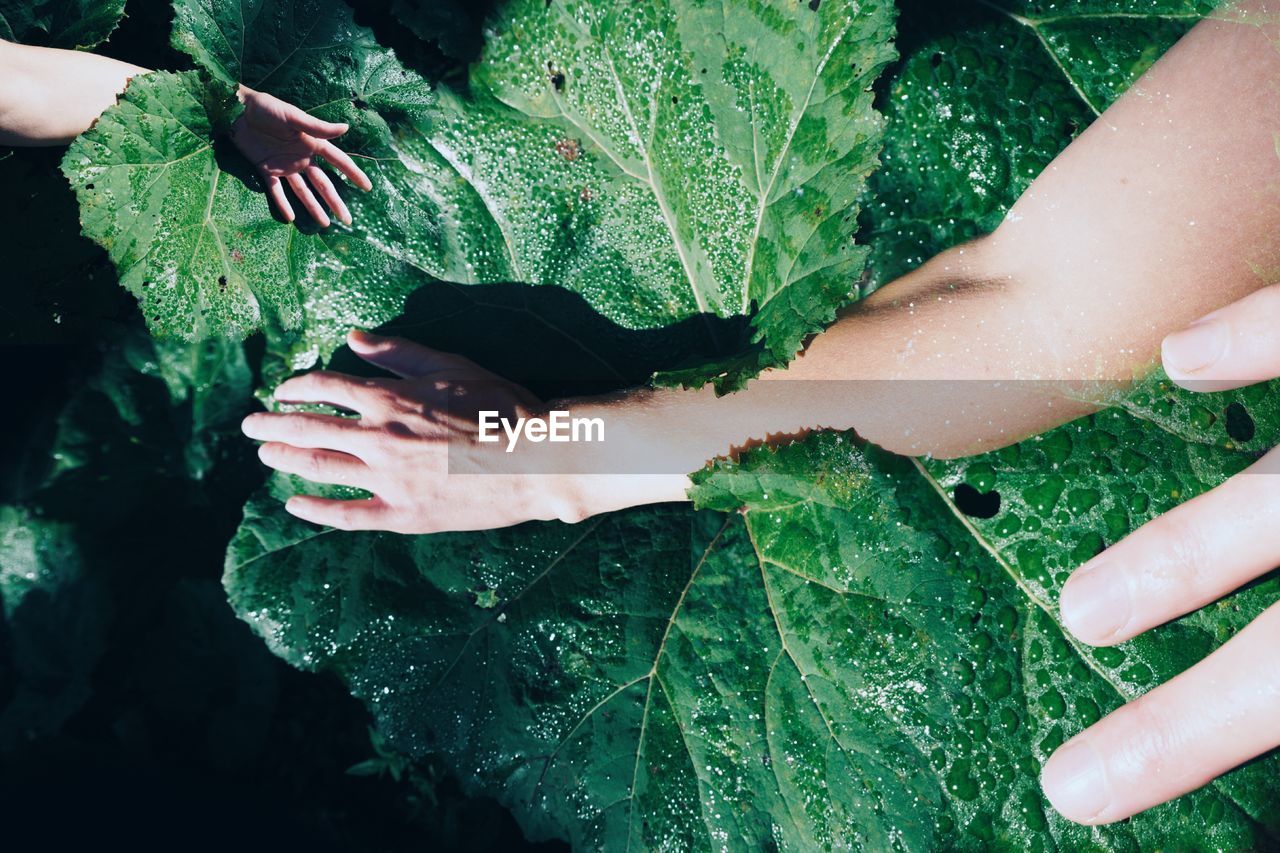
<box><xmin>1059</xmin><ymin>560</ymin><xmax>1130</xmax><ymax>643</ymax></box>
<box><xmin>1042</xmin><ymin>737</ymin><xmax>1111</xmax><ymax>823</ymax></box>
<box><xmin>1162</xmin><ymin>319</ymin><xmax>1228</xmax><ymax>375</ymax></box>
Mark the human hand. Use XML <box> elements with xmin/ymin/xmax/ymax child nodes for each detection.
<box><xmin>1041</xmin><ymin>284</ymin><xmax>1280</xmax><ymax>824</ymax></box>
<box><xmin>230</xmin><ymin>85</ymin><xmax>372</xmax><ymax>227</ymax></box>
<box><xmin>241</xmin><ymin>331</ymin><xmax>687</xmax><ymax>533</ymax></box>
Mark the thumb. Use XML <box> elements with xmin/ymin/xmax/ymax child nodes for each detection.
<box><xmin>285</xmin><ymin>104</ymin><xmax>349</xmax><ymax>139</ymax></box>
<box><xmin>347</xmin><ymin>329</ymin><xmax>461</xmax><ymax>378</ymax></box>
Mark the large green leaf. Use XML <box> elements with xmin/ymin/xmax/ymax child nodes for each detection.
<box><xmin>221</xmin><ymin>1</ymin><xmax>1280</xmax><ymax>848</ymax></box>
<box><xmin>61</xmin><ymin>69</ymin><xmax>426</xmax><ymax>367</ymax></box>
<box><xmin>68</xmin><ymin>0</ymin><xmax>897</xmax><ymax>384</ymax></box>
<box><xmin>0</xmin><ymin>0</ymin><xmax>125</xmax><ymax>49</ymax></box>
<box><xmin>227</xmin><ymin>411</ymin><xmax>1280</xmax><ymax>848</ymax></box>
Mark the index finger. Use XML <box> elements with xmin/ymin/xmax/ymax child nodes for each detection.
<box><xmin>1042</xmin><ymin>602</ymin><xmax>1280</xmax><ymax>825</ymax></box>
<box><xmin>316</xmin><ymin>141</ymin><xmax>372</xmax><ymax>191</ymax></box>
<box><xmin>1058</xmin><ymin>445</ymin><xmax>1280</xmax><ymax>646</ymax></box>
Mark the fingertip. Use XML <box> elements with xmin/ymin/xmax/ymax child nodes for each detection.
<box><xmin>348</xmin><ymin>328</ymin><xmax>384</xmax><ymax>348</ymax></box>
<box><xmin>1162</xmin><ymin>319</ymin><xmax>1228</xmax><ymax>382</ymax></box>
<box><xmin>241</xmin><ymin>413</ymin><xmax>264</xmax><ymax>437</ymax></box>
<box><xmin>284</xmin><ymin>494</ymin><xmax>319</xmax><ymax>515</ymax></box>
<box><xmin>1058</xmin><ymin>560</ymin><xmax>1131</xmax><ymax>647</ymax></box>
<box><xmin>1041</xmin><ymin>737</ymin><xmax>1112</xmax><ymax>825</ymax></box>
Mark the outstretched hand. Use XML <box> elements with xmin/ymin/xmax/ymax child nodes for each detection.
<box><xmin>1043</xmin><ymin>284</ymin><xmax>1280</xmax><ymax>824</ymax></box>
<box><xmin>242</xmin><ymin>331</ymin><xmax>595</xmax><ymax>534</ymax></box>
<box><xmin>230</xmin><ymin>86</ymin><xmax>372</xmax><ymax>227</ymax></box>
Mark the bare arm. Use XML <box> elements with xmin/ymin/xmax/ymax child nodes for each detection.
<box><xmin>0</xmin><ymin>39</ymin><xmax>148</xmax><ymax>145</ymax></box>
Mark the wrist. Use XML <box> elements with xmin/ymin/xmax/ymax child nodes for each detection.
<box><xmin>535</xmin><ymin>390</ymin><xmax>719</xmax><ymax>517</ymax></box>
<box><xmin>553</xmin><ymin>386</ymin><xmax>739</xmax><ymax>475</ymax></box>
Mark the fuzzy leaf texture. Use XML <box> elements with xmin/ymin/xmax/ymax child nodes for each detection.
<box><xmin>63</xmin><ymin>0</ymin><xmax>897</xmax><ymax>385</ymax></box>
<box><xmin>223</xmin><ymin>0</ymin><xmax>1280</xmax><ymax>848</ymax></box>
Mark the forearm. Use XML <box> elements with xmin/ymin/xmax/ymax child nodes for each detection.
<box><xmin>0</xmin><ymin>40</ymin><xmax>149</xmax><ymax>145</ymax></box>
<box><xmin>564</xmin><ymin>0</ymin><xmax>1280</xmax><ymax>504</ymax></box>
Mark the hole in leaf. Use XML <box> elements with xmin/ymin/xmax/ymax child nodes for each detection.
<box><xmin>954</xmin><ymin>483</ymin><xmax>1000</xmax><ymax>519</ymax></box>
<box><xmin>808</xmin><ymin>0</ymin><xmax>821</xmax><ymax>9</ymax></box>
<box><xmin>930</xmin><ymin>52</ymin><xmax>943</xmax><ymax>68</ymax></box>
<box><xmin>1226</xmin><ymin>401</ymin><xmax>1255</xmax><ymax>443</ymax></box>
<box><xmin>547</xmin><ymin>62</ymin><xmax>565</xmax><ymax>92</ymax></box>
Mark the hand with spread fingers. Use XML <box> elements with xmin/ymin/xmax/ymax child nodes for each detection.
<box><xmin>230</xmin><ymin>85</ymin><xmax>373</xmax><ymax>227</ymax></box>
<box><xmin>1041</xmin><ymin>284</ymin><xmax>1280</xmax><ymax>825</ymax></box>
<box><xmin>243</xmin><ymin>330</ymin><xmax>556</xmax><ymax>533</ymax></box>
<box><xmin>242</xmin><ymin>331</ymin><xmax>687</xmax><ymax>534</ymax></box>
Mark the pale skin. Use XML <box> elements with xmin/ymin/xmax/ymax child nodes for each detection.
<box><xmin>0</xmin><ymin>38</ymin><xmax>371</xmax><ymax>224</ymax></box>
<box><xmin>142</xmin><ymin>0</ymin><xmax>1280</xmax><ymax>826</ymax></box>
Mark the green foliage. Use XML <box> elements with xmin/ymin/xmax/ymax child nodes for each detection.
<box><xmin>15</xmin><ymin>0</ymin><xmax>1274</xmax><ymax>847</ymax></box>
<box><xmin>220</xmin><ymin>0</ymin><xmax>1280</xmax><ymax>849</ymax></box>
<box><xmin>0</xmin><ymin>324</ymin><xmax>253</xmax><ymax>750</ymax></box>
<box><xmin>70</xmin><ymin>0</ymin><xmax>897</xmax><ymax>386</ymax></box>
<box><xmin>862</xmin><ymin>0</ymin><xmax>1210</xmax><ymax>286</ymax></box>
<box><xmin>62</xmin><ymin>68</ymin><xmax>421</xmax><ymax>367</ymax></box>
<box><xmin>389</xmin><ymin>0</ymin><xmax>494</xmax><ymax>61</ymax></box>
<box><xmin>0</xmin><ymin>0</ymin><xmax>126</xmax><ymax>49</ymax></box>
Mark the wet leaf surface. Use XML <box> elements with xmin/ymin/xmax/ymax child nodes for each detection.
<box><xmin>70</xmin><ymin>0</ymin><xmax>897</xmax><ymax>387</ymax></box>
<box><xmin>217</xmin><ymin>0</ymin><xmax>1280</xmax><ymax>847</ymax></box>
